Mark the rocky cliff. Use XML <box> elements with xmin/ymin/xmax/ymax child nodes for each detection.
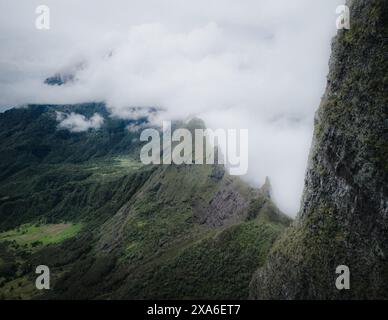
<box><xmin>250</xmin><ymin>0</ymin><xmax>388</xmax><ymax>299</ymax></box>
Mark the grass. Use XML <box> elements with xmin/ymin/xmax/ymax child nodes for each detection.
<box><xmin>117</xmin><ymin>220</ymin><xmax>285</xmax><ymax>299</ymax></box>
<box><xmin>0</xmin><ymin>223</ymin><xmax>82</xmax><ymax>248</ymax></box>
<box><xmin>82</xmin><ymin>157</ymin><xmax>144</xmax><ymax>182</ymax></box>
<box><xmin>113</xmin><ymin>157</ymin><xmax>144</xmax><ymax>170</ymax></box>
<box><xmin>0</xmin><ymin>275</ymin><xmax>39</xmax><ymax>300</ymax></box>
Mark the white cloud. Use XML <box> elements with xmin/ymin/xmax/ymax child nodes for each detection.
<box><xmin>0</xmin><ymin>0</ymin><xmax>345</xmax><ymax>215</ymax></box>
<box><xmin>57</xmin><ymin>112</ymin><xmax>104</xmax><ymax>132</ymax></box>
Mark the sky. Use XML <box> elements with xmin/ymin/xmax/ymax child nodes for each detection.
<box><xmin>0</xmin><ymin>0</ymin><xmax>344</xmax><ymax>216</ymax></box>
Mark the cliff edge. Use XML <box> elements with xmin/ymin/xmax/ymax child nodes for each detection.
<box><xmin>250</xmin><ymin>0</ymin><xmax>388</xmax><ymax>299</ymax></box>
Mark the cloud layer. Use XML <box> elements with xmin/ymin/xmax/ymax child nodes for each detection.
<box><xmin>0</xmin><ymin>0</ymin><xmax>344</xmax><ymax>215</ymax></box>
<box><xmin>56</xmin><ymin>112</ymin><xmax>104</xmax><ymax>132</ymax></box>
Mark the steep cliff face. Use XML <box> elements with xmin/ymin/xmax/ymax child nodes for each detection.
<box><xmin>250</xmin><ymin>0</ymin><xmax>388</xmax><ymax>299</ymax></box>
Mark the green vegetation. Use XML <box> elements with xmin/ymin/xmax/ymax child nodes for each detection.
<box><xmin>0</xmin><ymin>103</ymin><xmax>291</xmax><ymax>299</ymax></box>
<box><xmin>118</xmin><ymin>220</ymin><xmax>285</xmax><ymax>299</ymax></box>
<box><xmin>250</xmin><ymin>0</ymin><xmax>388</xmax><ymax>300</ymax></box>
<box><xmin>0</xmin><ymin>223</ymin><xmax>82</xmax><ymax>248</ymax></box>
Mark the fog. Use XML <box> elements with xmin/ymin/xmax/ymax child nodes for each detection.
<box><xmin>0</xmin><ymin>0</ymin><xmax>344</xmax><ymax>215</ymax></box>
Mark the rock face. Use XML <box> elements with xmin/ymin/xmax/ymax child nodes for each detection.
<box><xmin>250</xmin><ymin>0</ymin><xmax>388</xmax><ymax>299</ymax></box>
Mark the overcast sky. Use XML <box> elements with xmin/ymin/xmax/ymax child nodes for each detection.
<box><xmin>0</xmin><ymin>0</ymin><xmax>344</xmax><ymax>215</ymax></box>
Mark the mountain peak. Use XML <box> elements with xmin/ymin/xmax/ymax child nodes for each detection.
<box><xmin>260</xmin><ymin>176</ymin><xmax>272</xmax><ymax>199</ymax></box>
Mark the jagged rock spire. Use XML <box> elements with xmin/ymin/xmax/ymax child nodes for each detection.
<box><xmin>260</xmin><ymin>176</ymin><xmax>272</xmax><ymax>199</ymax></box>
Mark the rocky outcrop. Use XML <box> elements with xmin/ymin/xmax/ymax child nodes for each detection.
<box><xmin>250</xmin><ymin>0</ymin><xmax>388</xmax><ymax>299</ymax></box>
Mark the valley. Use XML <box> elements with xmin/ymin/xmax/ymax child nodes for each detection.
<box><xmin>0</xmin><ymin>104</ymin><xmax>291</xmax><ymax>299</ymax></box>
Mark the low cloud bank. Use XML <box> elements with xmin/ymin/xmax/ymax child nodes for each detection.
<box><xmin>0</xmin><ymin>0</ymin><xmax>344</xmax><ymax>215</ymax></box>
<box><xmin>56</xmin><ymin>112</ymin><xmax>104</xmax><ymax>132</ymax></box>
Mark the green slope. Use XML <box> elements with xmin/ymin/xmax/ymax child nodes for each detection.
<box><xmin>0</xmin><ymin>104</ymin><xmax>291</xmax><ymax>299</ymax></box>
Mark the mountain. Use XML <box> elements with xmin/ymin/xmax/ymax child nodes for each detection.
<box><xmin>0</xmin><ymin>103</ymin><xmax>291</xmax><ymax>299</ymax></box>
<box><xmin>44</xmin><ymin>62</ymin><xmax>87</xmax><ymax>86</ymax></box>
<box><xmin>250</xmin><ymin>0</ymin><xmax>388</xmax><ymax>299</ymax></box>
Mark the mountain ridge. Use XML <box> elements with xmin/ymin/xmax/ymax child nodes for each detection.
<box><xmin>0</xmin><ymin>103</ymin><xmax>291</xmax><ymax>299</ymax></box>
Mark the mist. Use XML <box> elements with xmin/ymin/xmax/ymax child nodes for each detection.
<box><xmin>0</xmin><ymin>0</ymin><xmax>344</xmax><ymax>215</ymax></box>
